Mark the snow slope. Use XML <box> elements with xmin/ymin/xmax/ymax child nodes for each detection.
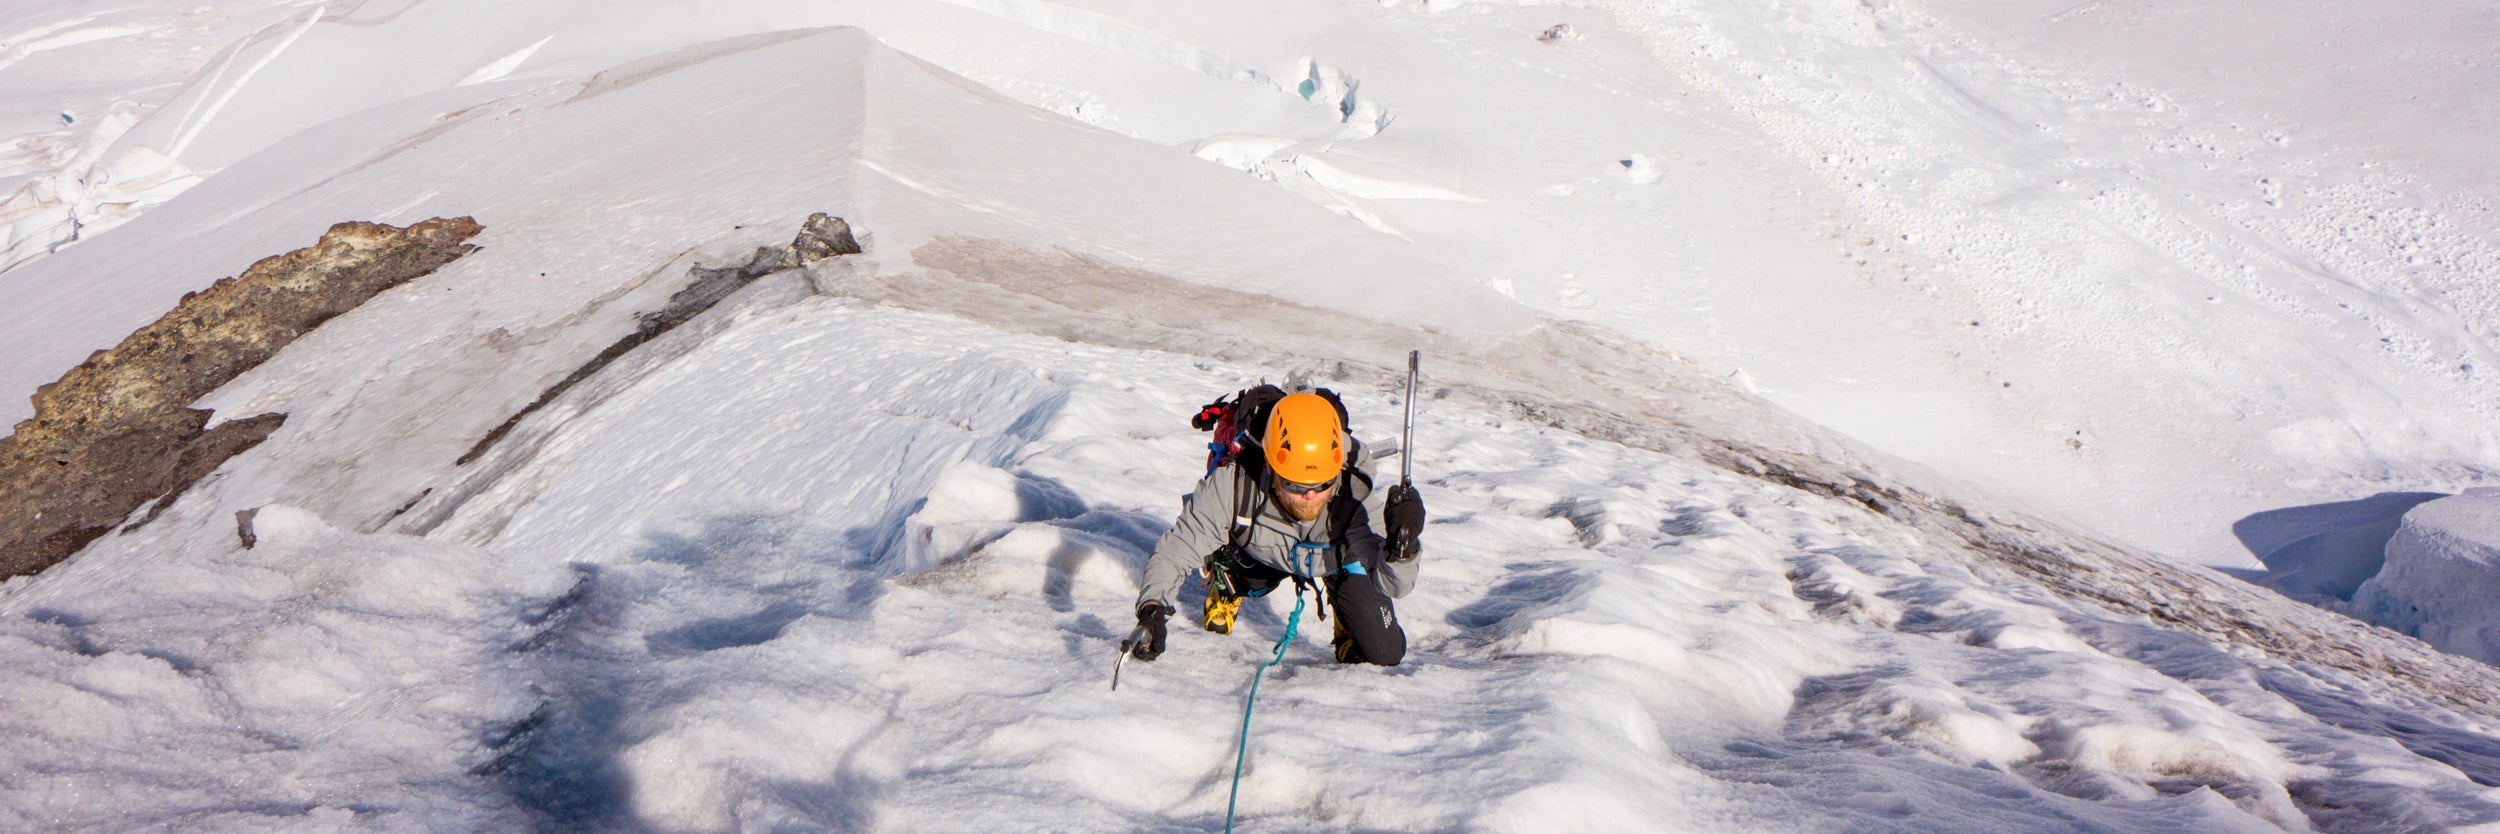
<box><xmin>1576</xmin><ymin>0</ymin><xmax>2500</xmax><ymax>564</ymax></box>
<box><xmin>15</xmin><ymin>214</ymin><xmax>2500</xmax><ymax>829</ymax></box>
<box><xmin>4</xmin><ymin>3</ymin><xmax>2500</xmax><ymax>566</ymax></box>
<box><xmin>3</xmin><ymin>3</ymin><xmax>2500</xmax><ymax>833</ymax></box>
<box><xmin>6</xmin><ymin>0</ymin><xmax>2498</xmax><ymax>567</ymax></box>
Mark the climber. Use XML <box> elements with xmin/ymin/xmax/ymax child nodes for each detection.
<box><xmin>1122</xmin><ymin>384</ymin><xmax>1425</xmax><ymax>666</ymax></box>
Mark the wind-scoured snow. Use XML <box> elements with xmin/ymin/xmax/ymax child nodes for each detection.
<box><xmin>15</xmin><ymin>248</ymin><xmax>2500</xmax><ymax>829</ymax></box>
<box><xmin>4</xmin><ymin>2</ymin><xmax>2500</xmax><ymax>833</ymax></box>
<box><xmin>14</xmin><ymin>265</ymin><xmax>2500</xmax><ymax>829</ymax></box>
<box><xmin>0</xmin><ymin>504</ymin><xmax>576</xmax><ymax>830</ymax></box>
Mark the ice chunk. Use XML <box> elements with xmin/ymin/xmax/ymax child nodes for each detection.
<box><xmin>2353</xmin><ymin>488</ymin><xmax>2500</xmax><ymax>664</ymax></box>
<box><xmin>1615</xmin><ymin>154</ymin><xmax>1663</xmax><ymax>185</ymax></box>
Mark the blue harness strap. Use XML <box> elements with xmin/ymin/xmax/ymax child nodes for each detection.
<box><xmin>1290</xmin><ymin>540</ymin><xmax>1331</xmax><ymax>580</ymax></box>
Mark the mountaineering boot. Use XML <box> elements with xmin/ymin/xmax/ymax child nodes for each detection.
<box><xmin>1333</xmin><ymin>614</ymin><xmax>1358</xmax><ymax>663</ymax></box>
<box><xmin>1203</xmin><ymin>588</ymin><xmax>1243</xmax><ymax>633</ymax></box>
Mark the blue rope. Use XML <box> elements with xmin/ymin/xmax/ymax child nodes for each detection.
<box><xmin>1225</xmin><ymin>592</ymin><xmax>1305</xmax><ymax>833</ymax></box>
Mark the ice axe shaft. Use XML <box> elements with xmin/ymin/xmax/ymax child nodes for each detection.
<box><xmin>1400</xmin><ymin>351</ymin><xmax>1418</xmax><ymax>488</ymax></box>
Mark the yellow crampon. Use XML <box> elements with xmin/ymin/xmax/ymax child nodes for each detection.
<box><xmin>1203</xmin><ymin>588</ymin><xmax>1244</xmax><ymax>633</ymax></box>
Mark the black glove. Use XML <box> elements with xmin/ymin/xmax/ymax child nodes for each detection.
<box><xmin>1383</xmin><ymin>484</ymin><xmax>1425</xmax><ymax>562</ymax></box>
<box><xmin>1124</xmin><ymin>602</ymin><xmax>1170</xmax><ymax>661</ymax></box>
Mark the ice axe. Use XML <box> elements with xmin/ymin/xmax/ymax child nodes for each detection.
<box><xmin>1400</xmin><ymin>350</ymin><xmax>1418</xmax><ymax>489</ymax></box>
<box><xmin>1111</xmin><ymin>622</ymin><xmax>1152</xmax><ymax>691</ymax></box>
<box><xmin>1386</xmin><ymin>351</ymin><xmax>1422</xmax><ymax>562</ymax></box>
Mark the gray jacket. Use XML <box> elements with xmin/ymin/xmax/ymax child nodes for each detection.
<box><xmin>1137</xmin><ymin>441</ymin><xmax>1420</xmax><ymax>613</ymax></box>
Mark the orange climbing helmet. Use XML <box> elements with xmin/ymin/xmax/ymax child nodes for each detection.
<box><xmin>1263</xmin><ymin>392</ymin><xmax>1346</xmax><ymax>485</ymax></box>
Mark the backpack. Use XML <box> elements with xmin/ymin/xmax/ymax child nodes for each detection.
<box><xmin>1190</xmin><ymin>383</ymin><xmax>1351</xmax><ymax>478</ymax></box>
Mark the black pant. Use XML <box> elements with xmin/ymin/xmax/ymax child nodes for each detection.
<box><xmin>1217</xmin><ymin>558</ymin><xmax>1404</xmax><ymax>666</ymax></box>
<box><xmin>1327</xmin><ymin>570</ymin><xmax>1405</xmax><ymax>666</ymax></box>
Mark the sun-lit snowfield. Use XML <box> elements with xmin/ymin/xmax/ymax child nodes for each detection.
<box><xmin>8</xmin><ymin>0</ymin><xmax>2497</xmax><ymax>567</ymax></box>
<box><xmin>4</xmin><ymin>1</ymin><xmax>2500</xmax><ymax>831</ymax></box>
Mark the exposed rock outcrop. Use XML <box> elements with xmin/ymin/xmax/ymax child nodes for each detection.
<box><xmin>0</xmin><ymin>216</ymin><xmax>484</xmax><ymax>578</ymax></box>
